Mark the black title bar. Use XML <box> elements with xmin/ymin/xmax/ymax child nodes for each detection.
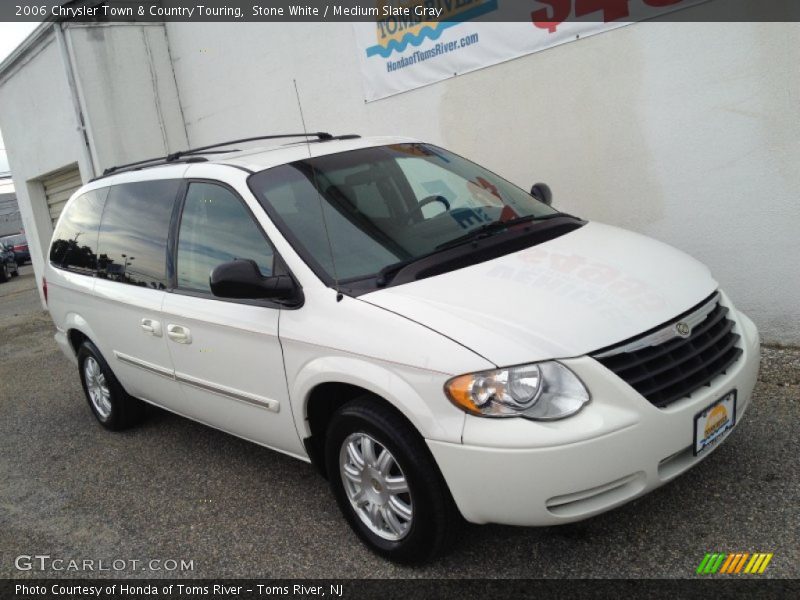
<box><xmin>4</xmin><ymin>578</ymin><xmax>799</xmax><ymax>600</ymax></box>
<box><xmin>3</xmin><ymin>0</ymin><xmax>800</xmax><ymax>22</ymax></box>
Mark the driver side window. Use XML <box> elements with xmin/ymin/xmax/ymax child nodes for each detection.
<box><xmin>177</xmin><ymin>183</ymin><xmax>274</xmax><ymax>293</ymax></box>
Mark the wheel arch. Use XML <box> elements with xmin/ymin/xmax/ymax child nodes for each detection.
<box><xmin>291</xmin><ymin>356</ymin><xmax>463</xmax><ymax>477</ymax></box>
<box><xmin>303</xmin><ymin>381</ymin><xmax>409</xmax><ymax>477</ymax></box>
<box><xmin>63</xmin><ymin>313</ymin><xmax>101</xmax><ymax>357</ymax></box>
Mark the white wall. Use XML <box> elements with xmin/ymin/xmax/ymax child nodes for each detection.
<box><xmin>0</xmin><ymin>23</ymin><xmax>188</xmax><ymax>301</ymax></box>
<box><xmin>165</xmin><ymin>21</ymin><xmax>800</xmax><ymax>345</ymax></box>
<box><xmin>1</xmin><ymin>18</ymin><xmax>797</xmax><ymax>343</ymax></box>
<box><xmin>68</xmin><ymin>24</ymin><xmax>188</xmax><ymax>174</ymax></box>
<box><xmin>0</xmin><ymin>31</ymin><xmax>89</xmax><ymax>290</ymax></box>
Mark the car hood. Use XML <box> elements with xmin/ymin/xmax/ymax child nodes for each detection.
<box><xmin>360</xmin><ymin>221</ymin><xmax>717</xmax><ymax>367</ymax></box>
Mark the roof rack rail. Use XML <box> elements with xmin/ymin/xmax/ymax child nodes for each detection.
<box><xmin>99</xmin><ymin>132</ymin><xmax>350</xmax><ymax>178</ymax></box>
<box><xmin>91</xmin><ymin>156</ymin><xmax>209</xmax><ymax>181</ymax></box>
<box><xmin>305</xmin><ymin>134</ymin><xmax>362</xmax><ymax>143</ymax></box>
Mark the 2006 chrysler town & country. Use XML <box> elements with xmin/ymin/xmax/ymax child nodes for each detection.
<box><xmin>45</xmin><ymin>135</ymin><xmax>760</xmax><ymax>563</ymax></box>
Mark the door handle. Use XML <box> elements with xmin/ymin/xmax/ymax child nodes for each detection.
<box><xmin>140</xmin><ymin>318</ymin><xmax>162</xmax><ymax>337</ymax></box>
<box><xmin>167</xmin><ymin>324</ymin><xmax>192</xmax><ymax>344</ymax></box>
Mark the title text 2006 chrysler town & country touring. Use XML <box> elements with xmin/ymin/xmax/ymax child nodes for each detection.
<box><xmin>45</xmin><ymin>135</ymin><xmax>759</xmax><ymax>562</ymax></box>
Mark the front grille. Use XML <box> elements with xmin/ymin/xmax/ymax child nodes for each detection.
<box><xmin>592</xmin><ymin>293</ymin><xmax>742</xmax><ymax>408</ymax></box>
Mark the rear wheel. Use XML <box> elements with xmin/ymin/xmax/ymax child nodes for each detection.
<box><xmin>325</xmin><ymin>397</ymin><xmax>458</xmax><ymax>563</ymax></box>
<box><xmin>77</xmin><ymin>341</ymin><xmax>146</xmax><ymax>430</ymax></box>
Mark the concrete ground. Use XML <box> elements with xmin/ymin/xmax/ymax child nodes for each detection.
<box><xmin>1</xmin><ymin>266</ymin><xmax>797</xmax><ymax>579</ymax></box>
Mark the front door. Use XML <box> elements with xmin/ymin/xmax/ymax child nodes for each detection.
<box><xmin>161</xmin><ymin>181</ymin><xmax>303</xmax><ymax>457</ymax></box>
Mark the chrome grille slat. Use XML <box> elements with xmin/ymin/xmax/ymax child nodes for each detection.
<box><xmin>592</xmin><ymin>292</ymin><xmax>743</xmax><ymax>408</ymax></box>
<box><xmin>636</xmin><ymin>335</ymin><xmax>740</xmax><ymax>397</ymax></box>
<box><xmin>593</xmin><ymin>292</ymin><xmax>720</xmax><ymax>358</ymax></box>
<box><xmin>605</xmin><ymin>305</ymin><xmax>730</xmax><ymax>375</ymax></box>
<box><xmin>623</xmin><ymin>318</ymin><xmax>735</xmax><ymax>385</ymax></box>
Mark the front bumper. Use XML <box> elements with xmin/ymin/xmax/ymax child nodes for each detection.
<box><xmin>427</xmin><ymin>305</ymin><xmax>760</xmax><ymax>526</ymax></box>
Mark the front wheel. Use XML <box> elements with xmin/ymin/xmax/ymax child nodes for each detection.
<box><xmin>0</xmin><ymin>262</ymin><xmax>8</xmax><ymax>282</ymax></box>
<box><xmin>325</xmin><ymin>397</ymin><xmax>458</xmax><ymax>563</ymax></box>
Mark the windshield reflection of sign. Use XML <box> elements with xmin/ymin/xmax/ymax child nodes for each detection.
<box><xmin>421</xmin><ymin>180</ymin><xmax>455</xmax><ymax>201</ymax></box>
<box><xmin>470</xmin><ymin>176</ymin><xmax>522</xmax><ymax>222</ymax></box>
<box><xmin>468</xmin><ymin>178</ymin><xmax>506</xmax><ymax>207</ymax></box>
<box><xmin>471</xmin><ymin>177</ymin><xmax>500</xmax><ymax>199</ymax></box>
<box><xmin>389</xmin><ymin>144</ymin><xmax>450</xmax><ymax>161</ymax></box>
<box><xmin>450</xmin><ymin>207</ymin><xmax>492</xmax><ymax>229</ymax></box>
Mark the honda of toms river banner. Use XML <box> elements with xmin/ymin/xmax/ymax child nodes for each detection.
<box><xmin>353</xmin><ymin>0</ymin><xmax>708</xmax><ymax>101</ymax></box>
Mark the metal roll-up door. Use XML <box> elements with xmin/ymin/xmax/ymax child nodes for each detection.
<box><xmin>43</xmin><ymin>165</ymin><xmax>83</xmax><ymax>227</ymax></box>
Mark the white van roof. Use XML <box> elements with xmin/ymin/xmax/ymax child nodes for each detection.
<box><xmin>217</xmin><ymin>135</ymin><xmax>416</xmax><ymax>172</ymax></box>
<box><xmin>90</xmin><ymin>135</ymin><xmax>418</xmax><ymax>188</ymax></box>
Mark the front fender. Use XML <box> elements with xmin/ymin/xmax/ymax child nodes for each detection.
<box><xmin>290</xmin><ymin>355</ymin><xmax>466</xmax><ymax>444</ymax></box>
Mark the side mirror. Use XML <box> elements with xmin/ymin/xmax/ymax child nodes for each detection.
<box><xmin>210</xmin><ymin>259</ymin><xmax>297</xmax><ymax>301</ymax></box>
<box><xmin>530</xmin><ymin>182</ymin><xmax>553</xmax><ymax>206</ymax></box>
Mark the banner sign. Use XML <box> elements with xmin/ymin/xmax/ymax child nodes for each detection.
<box><xmin>354</xmin><ymin>0</ymin><xmax>708</xmax><ymax>101</ymax></box>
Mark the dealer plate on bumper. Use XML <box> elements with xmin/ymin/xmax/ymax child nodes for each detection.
<box><xmin>694</xmin><ymin>390</ymin><xmax>737</xmax><ymax>456</ymax></box>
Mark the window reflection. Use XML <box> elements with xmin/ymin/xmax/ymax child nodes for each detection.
<box><xmin>177</xmin><ymin>183</ymin><xmax>274</xmax><ymax>293</ymax></box>
<box><xmin>96</xmin><ymin>180</ymin><xmax>180</xmax><ymax>289</ymax></box>
<box><xmin>49</xmin><ymin>188</ymin><xmax>108</xmax><ymax>274</ymax></box>
<box><xmin>249</xmin><ymin>143</ymin><xmax>557</xmax><ymax>281</ymax></box>
<box><xmin>251</xmin><ymin>165</ymin><xmax>400</xmax><ymax>280</ymax></box>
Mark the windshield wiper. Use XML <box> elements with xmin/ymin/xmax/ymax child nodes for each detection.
<box><xmin>375</xmin><ymin>258</ymin><xmax>418</xmax><ymax>287</ymax></box>
<box><xmin>375</xmin><ymin>241</ymin><xmax>465</xmax><ymax>287</ymax></box>
<box><xmin>434</xmin><ymin>213</ymin><xmax>564</xmax><ymax>252</ymax></box>
<box><xmin>375</xmin><ymin>213</ymin><xmax>571</xmax><ymax>288</ymax></box>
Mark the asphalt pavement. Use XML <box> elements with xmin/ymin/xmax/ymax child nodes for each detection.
<box><xmin>1</xmin><ymin>266</ymin><xmax>797</xmax><ymax>579</ymax></box>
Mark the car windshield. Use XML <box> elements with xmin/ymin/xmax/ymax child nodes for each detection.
<box><xmin>248</xmin><ymin>143</ymin><xmax>560</xmax><ymax>282</ymax></box>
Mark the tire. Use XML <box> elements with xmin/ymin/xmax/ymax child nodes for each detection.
<box><xmin>11</xmin><ymin>263</ymin><xmax>19</xmax><ymax>277</ymax></box>
<box><xmin>325</xmin><ymin>396</ymin><xmax>458</xmax><ymax>563</ymax></box>
<box><xmin>0</xmin><ymin>262</ymin><xmax>8</xmax><ymax>283</ymax></box>
<box><xmin>77</xmin><ymin>340</ymin><xmax>146</xmax><ymax>430</ymax></box>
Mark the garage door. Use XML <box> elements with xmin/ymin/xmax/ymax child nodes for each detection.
<box><xmin>43</xmin><ymin>165</ymin><xmax>83</xmax><ymax>227</ymax></box>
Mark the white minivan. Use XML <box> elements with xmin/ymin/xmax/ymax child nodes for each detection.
<box><xmin>45</xmin><ymin>134</ymin><xmax>759</xmax><ymax>563</ymax></box>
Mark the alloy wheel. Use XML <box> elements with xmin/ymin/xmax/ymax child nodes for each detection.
<box><xmin>339</xmin><ymin>432</ymin><xmax>413</xmax><ymax>541</ymax></box>
<box><xmin>84</xmin><ymin>357</ymin><xmax>112</xmax><ymax>419</ymax></box>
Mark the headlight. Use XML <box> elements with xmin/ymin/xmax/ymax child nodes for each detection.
<box><xmin>445</xmin><ymin>361</ymin><xmax>590</xmax><ymax>420</ymax></box>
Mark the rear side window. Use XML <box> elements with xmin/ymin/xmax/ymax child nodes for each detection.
<box><xmin>49</xmin><ymin>188</ymin><xmax>108</xmax><ymax>275</ymax></box>
<box><xmin>97</xmin><ymin>180</ymin><xmax>180</xmax><ymax>289</ymax></box>
<box><xmin>176</xmin><ymin>182</ymin><xmax>274</xmax><ymax>293</ymax></box>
